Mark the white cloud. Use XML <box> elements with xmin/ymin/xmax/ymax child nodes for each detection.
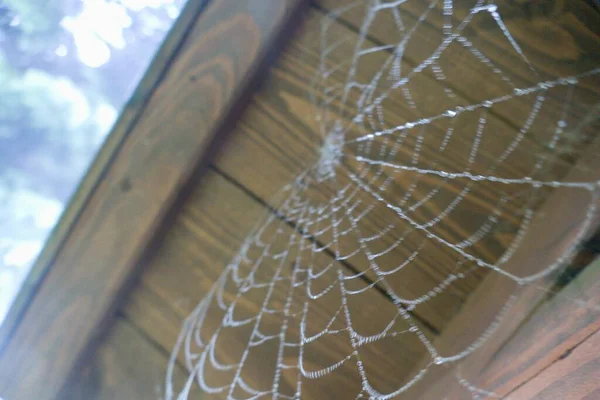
<box><xmin>60</xmin><ymin>0</ymin><xmax>135</xmax><ymax>67</ymax></box>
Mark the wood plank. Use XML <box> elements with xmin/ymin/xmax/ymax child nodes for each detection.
<box><xmin>0</xmin><ymin>1</ymin><xmax>308</xmax><ymax>399</ymax></box>
<box><xmin>211</xmin><ymin>8</ymin><xmax>595</xmax><ymax>331</ymax></box>
<box><xmin>60</xmin><ymin>316</ymin><xmax>191</xmax><ymax>400</ymax></box>
<box><xmin>508</xmin><ymin>329</ymin><xmax>600</xmax><ymax>400</ymax></box>
<box><xmin>402</xmin><ymin>135</ymin><xmax>600</xmax><ymax>399</ymax></box>
<box><xmin>121</xmin><ymin>170</ymin><xmax>436</xmax><ymax>399</ymax></box>
<box><xmin>0</xmin><ymin>0</ymin><xmax>211</xmax><ymax>355</ymax></box>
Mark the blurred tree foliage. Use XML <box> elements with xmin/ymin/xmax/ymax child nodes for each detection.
<box><xmin>2</xmin><ymin>0</ymin><xmax>79</xmax><ymax>52</ymax></box>
<box><xmin>0</xmin><ymin>0</ymin><xmax>181</xmax><ymax>199</ymax></box>
<box><xmin>0</xmin><ymin>39</ymin><xmax>113</xmax><ymax>202</ymax></box>
<box><xmin>0</xmin><ymin>0</ymin><xmax>183</xmax><ymax>320</ymax></box>
<box><xmin>0</xmin><ymin>56</ymin><xmax>114</xmax><ymax>200</ymax></box>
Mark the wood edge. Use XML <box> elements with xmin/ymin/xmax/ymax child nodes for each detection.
<box><xmin>0</xmin><ymin>0</ymin><xmax>212</xmax><ymax>351</ymax></box>
<box><xmin>499</xmin><ymin>256</ymin><xmax>600</xmax><ymax>397</ymax></box>
<box><xmin>506</xmin><ymin>329</ymin><xmax>600</xmax><ymax>399</ymax></box>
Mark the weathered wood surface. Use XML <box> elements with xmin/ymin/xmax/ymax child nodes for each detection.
<box><xmin>404</xmin><ymin>136</ymin><xmax>600</xmax><ymax>399</ymax></box>
<box><xmin>508</xmin><ymin>328</ymin><xmax>600</xmax><ymax>399</ymax></box>
<box><xmin>0</xmin><ymin>1</ymin><xmax>308</xmax><ymax>399</ymax></box>
<box><xmin>121</xmin><ymin>170</ymin><xmax>435</xmax><ymax>399</ymax></box>
<box><xmin>61</xmin><ymin>316</ymin><xmax>190</xmax><ymax>400</ymax></box>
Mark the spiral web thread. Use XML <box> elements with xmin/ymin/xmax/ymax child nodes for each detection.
<box><xmin>166</xmin><ymin>1</ymin><xmax>600</xmax><ymax>399</ymax></box>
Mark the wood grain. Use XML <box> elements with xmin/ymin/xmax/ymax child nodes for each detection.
<box><xmin>0</xmin><ymin>1</ymin><xmax>308</xmax><ymax>399</ymax></box>
<box><xmin>60</xmin><ymin>316</ymin><xmax>190</xmax><ymax>400</ymax></box>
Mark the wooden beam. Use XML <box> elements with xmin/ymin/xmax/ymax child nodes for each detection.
<box><xmin>0</xmin><ymin>1</ymin><xmax>308</xmax><ymax>399</ymax></box>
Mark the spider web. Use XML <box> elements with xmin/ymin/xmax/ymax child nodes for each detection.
<box><xmin>166</xmin><ymin>1</ymin><xmax>600</xmax><ymax>399</ymax></box>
